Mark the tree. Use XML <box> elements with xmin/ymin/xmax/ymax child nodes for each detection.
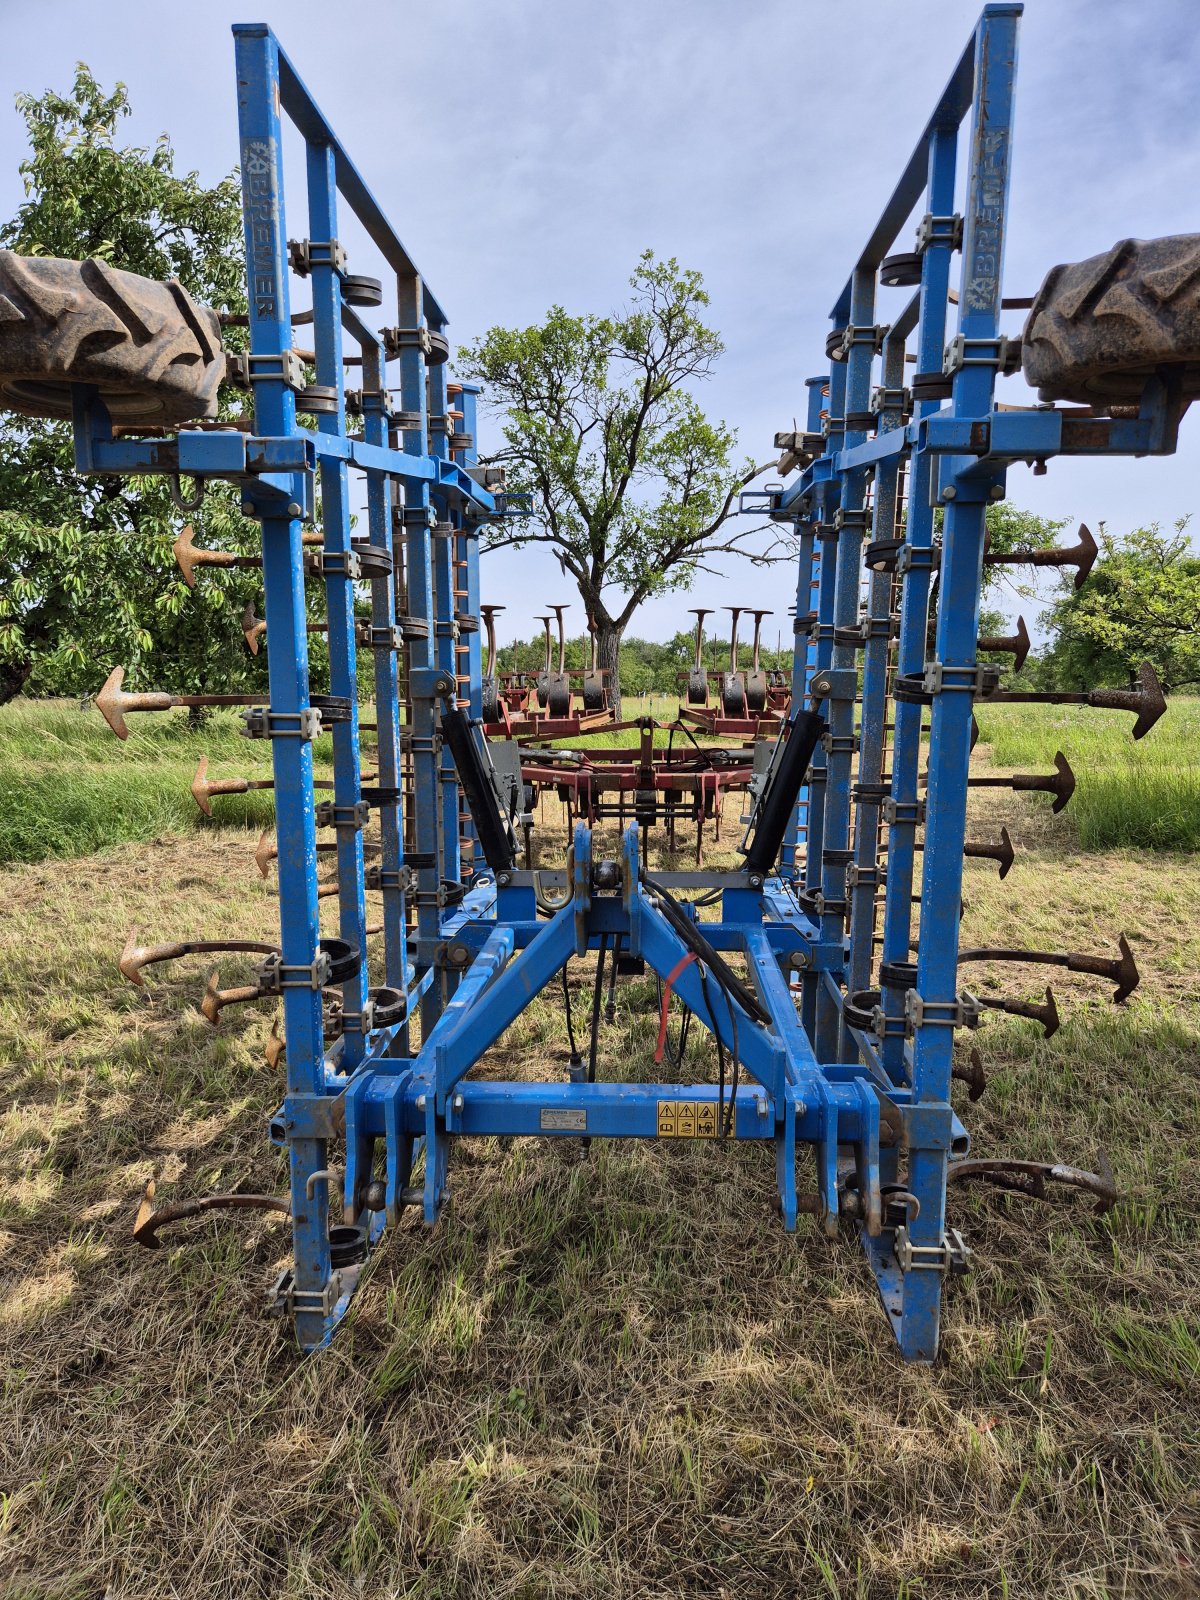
<box><xmin>459</xmin><ymin>253</ymin><xmax>783</xmax><ymax>712</ymax></box>
<box><xmin>1040</xmin><ymin>520</ymin><xmax>1200</xmax><ymax>691</ymax></box>
<box><xmin>0</xmin><ymin>66</ymin><xmax>286</xmax><ymax>706</ymax></box>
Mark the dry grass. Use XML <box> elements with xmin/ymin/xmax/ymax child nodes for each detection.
<box><xmin>0</xmin><ymin>715</ymin><xmax>1198</xmax><ymax>1599</ymax></box>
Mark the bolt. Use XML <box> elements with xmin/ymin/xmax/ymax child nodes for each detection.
<box><xmin>988</xmin><ymin>484</ymin><xmax>1005</xmax><ymax>501</ymax></box>
<box><xmin>452</xmin><ymin>1094</ymin><xmax>464</xmax><ymax>1112</ymax></box>
<box><xmin>789</xmin><ymin>948</ymin><xmax>808</xmax><ymax>970</ymax></box>
<box><xmin>497</xmin><ymin>871</ymin><xmax>512</xmax><ymax>888</ymax></box>
<box><xmin>287</xmin><ymin>502</ymin><xmax>303</xmax><ymax>518</ymax></box>
<box><xmin>416</xmin><ymin>1094</ymin><xmax>427</xmax><ymax>1111</ymax></box>
<box><xmin>942</xmin><ymin>486</ymin><xmax>956</xmax><ymax>501</ymax></box>
<box><xmin>748</xmin><ymin>873</ymin><xmax>764</xmax><ymax>889</ymax></box>
<box><xmin>757</xmin><ymin>1098</ymin><xmax>769</xmax><ymax>1118</ymax></box>
<box><xmin>240</xmin><ymin>499</ymin><xmax>255</xmax><ymax>517</ymax></box>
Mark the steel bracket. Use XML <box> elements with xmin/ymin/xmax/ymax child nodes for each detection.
<box><xmin>922</xmin><ymin>660</ymin><xmax>1002</xmax><ymax>696</ymax></box>
<box><xmin>320</xmin><ymin>549</ymin><xmax>362</xmax><ymax>581</ymax></box>
<box><xmin>288</xmin><ymin>237</ymin><xmax>347</xmax><ymax>275</ymax></box>
<box><xmin>243</xmin><ymin>349</ymin><xmax>307</xmax><ymax>391</ymax></box>
<box><xmin>893</xmin><ymin>1227</ymin><xmax>971</xmax><ymax>1275</ymax></box>
<box><xmin>356</xmin><ymin>622</ymin><xmax>403</xmax><ymax>651</ymax></box>
<box><xmin>810</xmin><ymin>668</ymin><xmax>857</xmax><ymax>701</ymax></box>
<box><xmin>240</xmin><ymin>706</ymin><xmax>322</xmax><ymax>741</ymax></box>
<box><xmin>315</xmin><ymin>799</ymin><xmax>371</xmax><ymax>831</ymax></box>
<box><xmin>833</xmin><ymin>507</ymin><xmax>871</xmax><ymax>533</ymax></box>
<box><xmin>915</xmin><ymin>211</ymin><xmax>964</xmax><ymax>252</ymax></box>
<box><xmin>282</xmin><ymin>1090</ymin><xmax>346</xmax><ymax>1140</ymax></box>
<box><xmin>896</xmin><ymin>543</ymin><xmax>940</xmax><ymax>575</ymax></box>
<box><xmin>268</xmin><ymin>1267</ymin><xmax>345</xmax><ymax>1319</ymax></box>
<box><xmin>883</xmin><ymin>796</ymin><xmax>926</xmax><ymax>827</ymax></box>
<box><xmin>365</xmin><ymin>863</ymin><xmax>414</xmax><ymax>893</ymax></box>
<box><xmin>943</xmin><ymin>334</ymin><xmax>1022</xmax><ymax>376</ymax></box>
<box><xmin>257</xmin><ymin>949</ymin><xmax>333</xmax><ymax>993</ymax></box>
<box><xmin>871</xmin><ymin>384</ymin><xmax>910</xmax><ymax>416</ymax></box>
<box><xmin>904</xmin><ymin>989</ymin><xmax>983</xmax><ymax>1031</ymax></box>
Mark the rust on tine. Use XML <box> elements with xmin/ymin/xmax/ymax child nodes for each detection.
<box><xmin>952</xmin><ymin>1046</ymin><xmax>987</xmax><ymax>1101</ymax></box>
<box><xmin>979</xmin><ymin>986</ymin><xmax>1060</xmax><ymax>1038</ymax></box>
<box><xmin>1089</xmin><ymin>660</ymin><xmax>1168</xmax><ymax>741</ymax></box>
<box><xmin>94</xmin><ymin>667</ymin><xmax>260</xmax><ymax>740</ymax></box>
<box><xmin>264</xmin><ymin>1016</ymin><xmax>286</xmax><ymax>1071</ymax></box>
<box><xmin>944</xmin><ymin>750</ymin><xmax>1076</xmax><ymax>813</ymax></box>
<box><xmin>200</xmin><ymin>971</ymin><xmax>262</xmax><ymax>1025</ymax></box>
<box><xmin>133</xmin><ymin>1175</ymin><xmax>290</xmax><ymax>1249</ymax></box>
<box><xmin>978</xmin><ymin>614</ymin><xmax>1031</xmax><ymax>672</ymax></box>
<box><xmin>119</xmin><ymin>928</ymin><xmax>276</xmax><ymax>988</ymax></box>
<box><xmin>172</xmin><ymin>523</ymin><xmax>237</xmax><ymax>588</ymax></box>
<box><xmin>193</xmin><ymin>756</ymin><xmax>250</xmax><ymax>817</ymax></box>
<box><xmin>983</xmin><ymin>521</ymin><xmax>1098</xmax><ymax>590</ymax></box>
<box><xmin>241</xmin><ymin>601</ymin><xmax>268</xmax><ymax>655</ymax></box>
<box><xmin>96</xmin><ymin>667</ymin><xmax>171</xmax><ymax>741</ymax></box>
<box><xmin>961</xmin><ymin>933</ymin><xmax>1140</xmax><ymax>1003</ymax></box>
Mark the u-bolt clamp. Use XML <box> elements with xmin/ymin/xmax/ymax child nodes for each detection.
<box><xmin>305</xmin><ymin>1166</ymin><xmax>341</xmax><ymax>1200</ymax></box>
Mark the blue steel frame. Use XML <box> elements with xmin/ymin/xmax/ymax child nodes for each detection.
<box><xmin>61</xmin><ymin>8</ymin><xmax>1184</xmax><ymax>1362</ymax></box>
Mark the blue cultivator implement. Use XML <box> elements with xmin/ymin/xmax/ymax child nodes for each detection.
<box><xmin>5</xmin><ymin>3</ymin><xmax>1185</xmax><ymax>1361</ymax></box>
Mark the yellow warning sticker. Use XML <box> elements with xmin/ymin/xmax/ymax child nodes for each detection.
<box><xmin>657</xmin><ymin>1100</ymin><xmax>718</xmax><ymax>1138</ymax></box>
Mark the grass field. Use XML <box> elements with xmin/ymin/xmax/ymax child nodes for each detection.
<box><xmin>0</xmin><ymin>697</ymin><xmax>1198</xmax><ymax>1598</ymax></box>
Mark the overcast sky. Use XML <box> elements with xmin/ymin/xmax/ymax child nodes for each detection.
<box><xmin>2</xmin><ymin>0</ymin><xmax>1198</xmax><ymax>648</ymax></box>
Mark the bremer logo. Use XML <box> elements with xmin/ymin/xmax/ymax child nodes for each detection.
<box><xmin>242</xmin><ymin>139</ymin><xmax>278</xmax><ymax>321</ymax></box>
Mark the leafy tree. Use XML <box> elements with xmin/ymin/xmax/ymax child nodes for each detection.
<box><xmin>1040</xmin><ymin>520</ymin><xmax>1200</xmax><ymax>691</ymax></box>
<box><xmin>459</xmin><ymin>253</ymin><xmax>784</xmax><ymax>712</ymax></box>
<box><xmin>0</xmin><ymin>66</ymin><xmax>290</xmax><ymax>707</ymax></box>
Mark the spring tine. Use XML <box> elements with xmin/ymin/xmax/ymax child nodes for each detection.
<box><xmin>120</xmin><ymin>928</ymin><xmax>276</xmax><ymax>987</ymax></box>
<box><xmin>133</xmin><ymin>1175</ymin><xmax>289</xmax><ymax>1248</ymax></box>
<box><xmin>961</xmin><ymin>933</ymin><xmax>1139</xmax><ymax>1003</ymax></box>
<box><xmin>96</xmin><ymin>667</ymin><xmax>172</xmax><ymax>740</ymax></box>
<box><xmin>1014</xmin><ymin>750</ymin><xmax>1076</xmax><ymax>813</ymax></box>
<box><xmin>947</xmin><ymin>1153</ymin><xmax>1118</xmax><ymax>1211</ymax></box>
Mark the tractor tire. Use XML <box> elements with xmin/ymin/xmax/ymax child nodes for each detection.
<box><xmin>0</xmin><ymin>250</ymin><xmax>225</xmax><ymax>425</ymax></box>
<box><xmin>1022</xmin><ymin>234</ymin><xmax>1200</xmax><ymax>407</ymax></box>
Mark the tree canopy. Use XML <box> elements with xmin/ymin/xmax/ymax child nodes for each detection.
<box><xmin>0</xmin><ymin>66</ymin><xmax>292</xmax><ymax>705</ymax></box>
<box><xmin>459</xmin><ymin>253</ymin><xmax>782</xmax><ymax>708</ymax></box>
<box><xmin>1040</xmin><ymin>521</ymin><xmax>1200</xmax><ymax>691</ymax></box>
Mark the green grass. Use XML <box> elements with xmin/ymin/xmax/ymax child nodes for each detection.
<box><xmin>975</xmin><ymin>697</ymin><xmax>1200</xmax><ymax>851</ymax></box>
<box><xmin>0</xmin><ymin>712</ymin><xmax>1197</xmax><ymax>1597</ymax></box>
<box><xmin>0</xmin><ymin>698</ymin><xmax>292</xmax><ymax>864</ymax></box>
